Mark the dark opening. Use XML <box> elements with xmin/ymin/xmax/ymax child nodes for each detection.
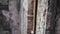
<box><xmin>34</xmin><ymin>0</ymin><xmax>38</xmax><ymax>34</ymax></box>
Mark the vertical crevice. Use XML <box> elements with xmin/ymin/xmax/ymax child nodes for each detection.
<box><xmin>34</xmin><ymin>0</ymin><xmax>38</xmax><ymax>34</ymax></box>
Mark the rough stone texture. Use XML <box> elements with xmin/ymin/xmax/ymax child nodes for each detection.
<box><xmin>0</xmin><ymin>0</ymin><xmax>8</xmax><ymax>5</ymax></box>
<box><xmin>0</xmin><ymin>0</ymin><xmax>11</xmax><ymax>33</ymax></box>
<box><xmin>9</xmin><ymin>0</ymin><xmax>19</xmax><ymax>34</ymax></box>
<box><xmin>55</xmin><ymin>0</ymin><xmax>60</xmax><ymax>34</ymax></box>
<box><xmin>0</xmin><ymin>0</ymin><xmax>28</xmax><ymax>34</ymax></box>
<box><xmin>1</xmin><ymin>0</ymin><xmax>19</xmax><ymax>34</ymax></box>
<box><xmin>36</xmin><ymin>0</ymin><xmax>48</xmax><ymax>34</ymax></box>
<box><xmin>0</xmin><ymin>0</ymin><xmax>35</xmax><ymax>34</ymax></box>
<box><xmin>20</xmin><ymin>0</ymin><xmax>28</xmax><ymax>34</ymax></box>
<box><xmin>27</xmin><ymin>0</ymin><xmax>35</xmax><ymax>34</ymax></box>
<box><xmin>46</xmin><ymin>0</ymin><xmax>57</xmax><ymax>34</ymax></box>
<box><xmin>0</xmin><ymin>0</ymin><xmax>29</xmax><ymax>34</ymax></box>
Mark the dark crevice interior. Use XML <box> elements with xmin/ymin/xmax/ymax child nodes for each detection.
<box><xmin>57</xmin><ymin>0</ymin><xmax>60</xmax><ymax>15</ymax></box>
